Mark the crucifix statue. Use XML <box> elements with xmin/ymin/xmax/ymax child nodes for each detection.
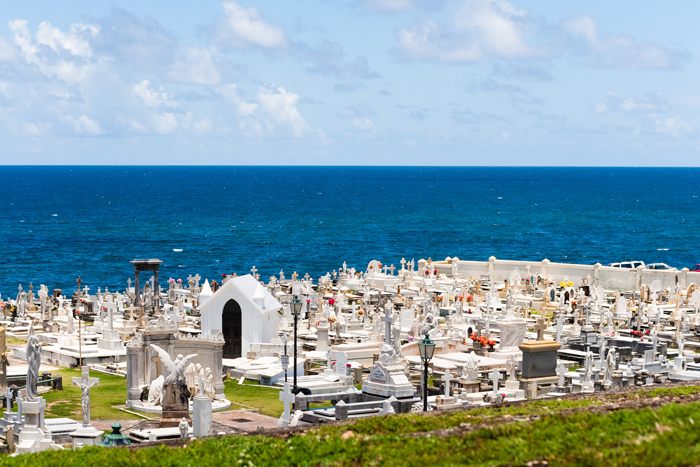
<box><xmin>72</xmin><ymin>366</ymin><xmax>100</xmax><ymax>427</ymax></box>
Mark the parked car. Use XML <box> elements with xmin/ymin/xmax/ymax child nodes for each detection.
<box><xmin>646</xmin><ymin>263</ymin><xmax>677</xmax><ymax>271</ymax></box>
<box><xmin>690</xmin><ymin>264</ymin><xmax>700</xmax><ymax>272</ymax></box>
<box><xmin>608</xmin><ymin>261</ymin><xmax>646</xmax><ymax>269</ymax></box>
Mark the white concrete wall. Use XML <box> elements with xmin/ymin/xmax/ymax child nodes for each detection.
<box><xmin>419</xmin><ymin>256</ymin><xmax>700</xmax><ymax>291</ymax></box>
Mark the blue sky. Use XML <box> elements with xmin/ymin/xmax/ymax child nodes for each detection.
<box><xmin>0</xmin><ymin>0</ymin><xmax>698</xmax><ymax>165</ymax></box>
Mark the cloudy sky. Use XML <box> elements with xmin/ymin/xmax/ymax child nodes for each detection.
<box><xmin>0</xmin><ymin>0</ymin><xmax>698</xmax><ymax>165</ymax></box>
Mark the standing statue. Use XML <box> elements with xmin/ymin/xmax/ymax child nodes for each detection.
<box><xmin>149</xmin><ymin>345</ymin><xmax>198</xmax><ymax>386</ymax></box>
<box><xmin>26</xmin><ymin>326</ymin><xmax>42</xmax><ymax>401</ymax></box>
<box><xmin>179</xmin><ymin>417</ymin><xmax>189</xmax><ymax>439</ymax></box>
<box><xmin>184</xmin><ymin>362</ymin><xmax>198</xmax><ymax>400</ymax></box>
<box><xmin>465</xmin><ymin>351</ymin><xmax>479</xmax><ymax>381</ymax></box>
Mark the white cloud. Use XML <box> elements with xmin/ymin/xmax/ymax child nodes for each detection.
<box><xmin>215</xmin><ymin>2</ymin><xmax>288</xmax><ymax>49</ymax></box>
<box><xmin>133</xmin><ymin>80</ymin><xmax>178</xmax><ymax>108</ymax></box>
<box><xmin>395</xmin><ymin>0</ymin><xmax>537</xmax><ymax>62</ymax></box>
<box><xmin>394</xmin><ymin>1</ymin><xmax>686</xmax><ymax>70</ymax></box>
<box><xmin>8</xmin><ymin>19</ymin><xmax>100</xmax><ymax>85</ymax></box>
<box><xmin>218</xmin><ymin>83</ymin><xmax>313</xmax><ymax>138</ymax></box>
<box><xmin>562</xmin><ymin>14</ymin><xmax>687</xmax><ymax>69</ymax></box>
<box><xmin>63</xmin><ymin>114</ymin><xmax>104</xmax><ymax>135</ymax></box>
<box><xmin>22</xmin><ymin>122</ymin><xmax>52</xmax><ymax>136</ymax></box>
<box><xmin>152</xmin><ymin>112</ymin><xmax>178</xmax><ymax>135</ymax></box>
<box><xmin>35</xmin><ymin>21</ymin><xmax>99</xmax><ymax>59</ymax></box>
<box><xmin>353</xmin><ymin>117</ymin><xmax>375</xmax><ymax>133</ymax></box>
<box><xmin>257</xmin><ymin>85</ymin><xmax>311</xmax><ymax>137</ymax></box>
<box><xmin>129</xmin><ymin>119</ymin><xmax>149</xmax><ymax>134</ymax></box>
<box><xmin>654</xmin><ymin>116</ymin><xmax>692</xmax><ymax>139</ymax></box>
<box><xmin>594</xmin><ymin>102</ymin><xmax>607</xmax><ymax>113</ymax></box>
<box><xmin>0</xmin><ymin>35</ymin><xmax>17</xmax><ymax>61</ymax></box>
<box><xmin>168</xmin><ymin>47</ymin><xmax>222</xmax><ymax>85</ymax></box>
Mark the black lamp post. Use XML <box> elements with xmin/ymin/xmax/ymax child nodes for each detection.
<box><xmin>418</xmin><ymin>334</ymin><xmax>436</xmax><ymax>412</ymax></box>
<box><xmin>290</xmin><ymin>295</ymin><xmax>303</xmax><ymax>393</ymax></box>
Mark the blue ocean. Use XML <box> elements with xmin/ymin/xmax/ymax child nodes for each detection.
<box><xmin>0</xmin><ymin>166</ymin><xmax>698</xmax><ymax>297</ymax></box>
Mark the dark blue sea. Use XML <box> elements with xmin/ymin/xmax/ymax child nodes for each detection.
<box><xmin>0</xmin><ymin>166</ymin><xmax>698</xmax><ymax>297</ymax></box>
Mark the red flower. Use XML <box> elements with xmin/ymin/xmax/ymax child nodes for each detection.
<box><xmin>346</xmin><ymin>363</ymin><xmax>351</xmax><ymax>368</ymax></box>
<box><xmin>467</xmin><ymin>294</ymin><xmax>474</xmax><ymax>301</ymax></box>
<box><xmin>434</xmin><ymin>269</ymin><xmax>438</xmax><ymax>274</ymax></box>
<box><xmin>306</xmin><ymin>300</ymin><xmax>310</xmax><ymax>303</ymax></box>
<box><xmin>222</xmin><ymin>273</ymin><xmax>226</xmax><ymax>277</ymax></box>
<box><xmin>328</xmin><ymin>299</ymin><xmax>336</xmax><ymax>305</ymax></box>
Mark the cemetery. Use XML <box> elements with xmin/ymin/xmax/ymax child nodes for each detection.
<box><xmin>0</xmin><ymin>255</ymin><xmax>700</xmax><ymax>465</ymax></box>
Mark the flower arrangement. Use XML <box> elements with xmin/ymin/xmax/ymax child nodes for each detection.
<box><xmin>630</xmin><ymin>330</ymin><xmax>650</xmax><ymax>338</ymax></box>
<box><xmin>329</xmin><ymin>316</ymin><xmax>337</xmax><ymax>323</ymax></box>
<box><xmin>470</xmin><ymin>333</ymin><xmax>496</xmax><ymax>347</ymax></box>
<box><xmin>559</xmin><ymin>281</ymin><xmax>575</xmax><ymax>288</ymax></box>
<box><xmin>467</xmin><ymin>294</ymin><xmax>474</xmax><ymax>302</ymax></box>
<box><xmin>433</xmin><ymin>269</ymin><xmax>438</xmax><ymax>275</ymax></box>
<box><xmin>357</xmin><ymin>309</ymin><xmax>364</xmax><ymax>316</ymax></box>
<box><xmin>328</xmin><ymin>298</ymin><xmax>336</xmax><ymax>305</ymax></box>
<box><xmin>436</xmin><ymin>295</ymin><xmax>444</xmax><ymax>301</ymax></box>
<box><xmin>425</xmin><ymin>270</ymin><xmax>430</xmax><ymax>276</ymax></box>
<box><xmin>168</xmin><ymin>278</ymin><xmax>175</xmax><ymax>284</ymax></box>
<box><xmin>482</xmin><ymin>392</ymin><xmax>507</xmax><ymax>402</ymax></box>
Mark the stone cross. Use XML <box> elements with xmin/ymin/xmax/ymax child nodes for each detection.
<box><xmin>490</xmin><ymin>369</ymin><xmax>502</xmax><ymax>394</ymax></box>
<box><xmin>556</xmin><ymin>363</ymin><xmax>566</xmax><ymax>387</ymax></box>
<box><xmin>192</xmin><ymin>274</ymin><xmax>201</xmax><ymax>289</ymax></box>
<box><xmin>555</xmin><ymin>315</ymin><xmax>564</xmax><ymax>343</ymax></box>
<box><xmin>4</xmin><ymin>387</ymin><xmax>13</xmax><ymax>412</ymax></box>
<box><xmin>279</xmin><ymin>381</ymin><xmax>295</xmax><ymax>424</ymax></box>
<box><xmin>292</xmin><ymin>271</ymin><xmax>298</xmax><ymax>282</ymax></box>
<box><xmin>104</xmin><ymin>295</ymin><xmax>117</xmax><ymax>330</ymax></box>
<box><xmin>72</xmin><ymin>366</ymin><xmax>99</xmax><ymax>427</ymax></box>
<box><xmin>83</xmin><ymin>285</ymin><xmax>90</xmax><ymax>296</ymax></box>
<box><xmin>381</xmin><ymin>304</ymin><xmax>394</xmax><ymax>346</ymax></box>
<box><xmin>251</xmin><ymin>266</ymin><xmax>258</xmax><ymax>277</ymax></box>
<box><xmin>400</xmin><ymin>258</ymin><xmax>406</xmax><ymax>272</ymax></box>
<box><xmin>76</xmin><ymin>277</ymin><xmax>82</xmax><ymax>295</ymax></box>
<box><xmin>534</xmin><ymin>316</ymin><xmax>547</xmax><ymax>341</ymax></box>
<box><xmin>389</xmin><ymin>265</ymin><xmax>396</xmax><ymax>276</ymax></box>
<box><xmin>441</xmin><ymin>370</ymin><xmax>452</xmax><ymax>396</ymax></box>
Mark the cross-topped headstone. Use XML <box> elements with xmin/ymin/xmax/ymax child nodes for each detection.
<box><xmin>83</xmin><ymin>285</ymin><xmax>90</xmax><ymax>296</ymax></box>
<box><xmin>304</xmin><ymin>273</ymin><xmax>311</xmax><ymax>281</ymax></box>
<box><xmin>400</xmin><ymin>258</ymin><xmax>406</xmax><ymax>272</ymax></box>
<box><xmin>490</xmin><ymin>368</ymin><xmax>502</xmax><ymax>394</ymax></box>
<box><xmin>76</xmin><ymin>277</ymin><xmax>82</xmax><ymax>295</ymax></box>
<box><xmin>72</xmin><ymin>366</ymin><xmax>100</xmax><ymax>427</ymax></box>
<box><xmin>534</xmin><ymin>316</ymin><xmax>547</xmax><ymax>341</ymax></box>
<box><xmin>441</xmin><ymin>370</ymin><xmax>452</xmax><ymax>396</ymax></box>
<box><xmin>104</xmin><ymin>295</ymin><xmax>117</xmax><ymax>330</ymax></box>
<box><xmin>555</xmin><ymin>315</ymin><xmax>564</xmax><ymax>343</ymax></box>
<box><xmin>388</xmin><ymin>264</ymin><xmax>395</xmax><ymax>276</ymax></box>
<box><xmin>250</xmin><ymin>266</ymin><xmax>258</xmax><ymax>277</ymax></box>
<box><xmin>292</xmin><ymin>271</ymin><xmax>298</xmax><ymax>282</ymax></box>
<box><xmin>279</xmin><ymin>381</ymin><xmax>295</xmax><ymax>425</ymax></box>
<box><xmin>382</xmin><ymin>304</ymin><xmax>394</xmax><ymax>346</ymax></box>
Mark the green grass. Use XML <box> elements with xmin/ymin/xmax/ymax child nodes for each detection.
<box><xmin>6</xmin><ymin>394</ymin><xmax>700</xmax><ymax>466</ymax></box>
<box><xmin>42</xmin><ymin>369</ymin><xmax>142</xmax><ymax>420</ymax></box>
<box><xmin>223</xmin><ymin>379</ymin><xmax>284</xmax><ymax>418</ymax></box>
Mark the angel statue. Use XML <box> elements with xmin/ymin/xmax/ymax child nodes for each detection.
<box><xmin>26</xmin><ymin>326</ymin><xmax>42</xmax><ymax>401</ymax></box>
<box><xmin>149</xmin><ymin>344</ymin><xmax>198</xmax><ymax>386</ymax></box>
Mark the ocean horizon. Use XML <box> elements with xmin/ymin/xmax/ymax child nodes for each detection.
<box><xmin>1</xmin><ymin>166</ymin><xmax>698</xmax><ymax>297</ymax></box>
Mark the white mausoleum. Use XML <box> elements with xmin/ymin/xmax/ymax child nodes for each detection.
<box><xmin>200</xmin><ymin>274</ymin><xmax>282</xmax><ymax>359</ymax></box>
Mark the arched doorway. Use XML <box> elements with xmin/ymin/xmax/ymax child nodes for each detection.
<box><xmin>222</xmin><ymin>299</ymin><xmax>242</xmax><ymax>359</ymax></box>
